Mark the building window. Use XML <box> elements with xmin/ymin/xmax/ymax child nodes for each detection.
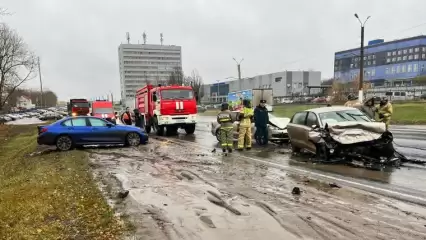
<box><xmin>398</xmin><ymin>50</ymin><xmax>402</xmax><ymax>55</ymax></box>
<box><xmin>397</xmin><ymin>56</ymin><xmax>401</xmax><ymax>61</ymax></box>
<box><xmin>354</xmin><ymin>63</ymin><xmax>358</xmax><ymax>67</ymax></box>
<box><xmin>367</xmin><ymin>55</ymin><xmax>371</xmax><ymax>60</ymax></box>
<box><xmin>350</xmin><ymin>63</ymin><xmax>354</xmax><ymax>68</ymax></box>
<box><xmin>409</xmin><ymin>55</ymin><xmax>413</xmax><ymax>60</ymax></box>
<box><xmin>415</xmin><ymin>47</ymin><xmax>420</xmax><ymax>52</ymax></box>
<box><xmin>422</xmin><ymin>64</ymin><xmax>425</xmax><ymax>72</ymax></box>
<box><xmin>415</xmin><ymin>54</ymin><xmax>419</xmax><ymax>60</ymax></box>
<box><xmin>392</xmin><ymin>57</ymin><xmax>396</xmax><ymax>62</ymax></box>
<box><xmin>401</xmin><ymin>65</ymin><xmax>406</xmax><ymax>73</ymax></box>
<box><xmin>386</xmin><ymin>58</ymin><xmax>391</xmax><ymax>63</ymax></box>
<box><xmin>391</xmin><ymin>67</ymin><xmax>396</xmax><ymax>74</ymax></box>
<box><xmin>403</xmin><ymin>49</ymin><xmax>408</xmax><ymax>54</ymax></box>
<box><xmin>373</xmin><ymin>55</ymin><xmax>376</xmax><ymax>59</ymax></box>
<box><xmin>385</xmin><ymin>68</ymin><xmax>390</xmax><ymax>74</ymax></box>
<box><xmin>408</xmin><ymin>64</ymin><xmax>412</xmax><ymax>72</ymax></box>
<box><xmin>392</xmin><ymin>51</ymin><xmax>397</xmax><ymax>56</ymax></box>
<box><xmin>396</xmin><ymin>65</ymin><xmax>401</xmax><ymax>73</ymax></box>
<box><xmin>414</xmin><ymin>63</ymin><xmax>418</xmax><ymax>72</ymax></box>
<box><xmin>372</xmin><ymin>60</ymin><xmax>376</xmax><ymax>65</ymax></box>
<box><xmin>275</xmin><ymin>77</ymin><xmax>282</xmax><ymax>82</ymax></box>
<box><xmin>387</xmin><ymin>52</ymin><xmax>391</xmax><ymax>57</ymax></box>
<box><xmin>371</xmin><ymin>69</ymin><xmax>376</xmax><ymax>76</ymax></box>
<box><xmin>409</xmin><ymin>48</ymin><xmax>413</xmax><ymax>53</ymax></box>
<box><xmin>367</xmin><ymin>61</ymin><xmax>371</xmax><ymax>65</ymax></box>
<box><xmin>423</xmin><ymin>47</ymin><xmax>426</xmax><ymax>52</ymax></box>
<box><xmin>363</xmin><ymin>56</ymin><xmax>367</xmax><ymax>60</ymax></box>
<box><xmin>423</xmin><ymin>54</ymin><xmax>426</xmax><ymax>59</ymax></box>
<box><xmin>403</xmin><ymin>56</ymin><xmax>407</xmax><ymax>61</ymax></box>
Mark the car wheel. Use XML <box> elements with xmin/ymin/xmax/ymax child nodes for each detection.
<box><xmin>56</xmin><ymin>135</ymin><xmax>73</xmax><ymax>151</ymax></box>
<box><xmin>126</xmin><ymin>132</ymin><xmax>141</xmax><ymax>147</ymax></box>
<box><xmin>184</xmin><ymin>124</ymin><xmax>196</xmax><ymax>135</ymax></box>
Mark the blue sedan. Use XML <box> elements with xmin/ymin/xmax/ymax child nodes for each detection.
<box><xmin>37</xmin><ymin>116</ymin><xmax>148</xmax><ymax>151</ymax></box>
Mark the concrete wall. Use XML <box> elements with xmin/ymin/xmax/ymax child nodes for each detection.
<box><xmin>201</xmin><ymin>70</ymin><xmax>322</xmax><ymax>103</ymax></box>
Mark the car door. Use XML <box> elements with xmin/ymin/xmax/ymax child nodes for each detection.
<box><xmin>67</xmin><ymin>117</ymin><xmax>91</xmax><ymax>144</ymax></box>
<box><xmin>305</xmin><ymin>111</ymin><xmax>320</xmax><ymax>153</ymax></box>
<box><xmin>88</xmin><ymin>117</ymin><xmax>120</xmax><ymax>143</ymax></box>
<box><xmin>287</xmin><ymin>112</ymin><xmax>308</xmax><ymax>149</ymax></box>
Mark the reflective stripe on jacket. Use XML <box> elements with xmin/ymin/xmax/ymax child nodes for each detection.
<box><xmin>217</xmin><ymin>110</ymin><xmax>233</xmax><ymax>128</ymax></box>
<box><xmin>239</xmin><ymin>107</ymin><xmax>253</xmax><ymax>127</ymax></box>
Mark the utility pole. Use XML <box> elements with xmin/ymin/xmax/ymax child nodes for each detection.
<box><xmin>233</xmin><ymin>57</ymin><xmax>244</xmax><ymax>90</ymax></box>
<box><xmin>37</xmin><ymin>57</ymin><xmax>43</xmax><ymax>107</ymax></box>
<box><xmin>354</xmin><ymin>13</ymin><xmax>371</xmax><ymax>102</ymax></box>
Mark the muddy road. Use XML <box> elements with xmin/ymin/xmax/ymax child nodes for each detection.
<box><xmin>87</xmin><ymin>118</ymin><xmax>426</xmax><ymax>239</ymax></box>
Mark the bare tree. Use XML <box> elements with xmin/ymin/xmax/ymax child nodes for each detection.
<box><xmin>167</xmin><ymin>66</ymin><xmax>185</xmax><ymax>85</ymax></box>
<box><xmin>188</xmin><ymin>69</ymin><xmax>204</xmax><ymax>103</ymax></box>
<box><xmin>0</xmin><ymin>23</ymin><xmax>37</xmax><ymax>110</ymax></box>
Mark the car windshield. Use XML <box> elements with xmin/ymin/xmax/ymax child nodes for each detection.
<box><xmin>72</xmin><ymin>102</ymin><xmax>89</xmax><ymax>108</ymax></box>
<box><xmin>319</xmin><ymin>109</ymin><xmax>371</xmax><ymax>124</ymax></box>
<box><xmin>161</xmin><ymin>89</ymin><xmax>193</xmax><ymax>100</ymax></box>
<box><xmin>93</xmin><ymin>108</ymin><xmax>113</xmax><ymax>114</ymax></box>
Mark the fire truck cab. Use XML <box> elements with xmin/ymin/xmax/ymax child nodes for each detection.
<box><xmin>136</xmin><ymin>84</ymin><xmax>198</xmax><ymax>136</ymax></box>
<box><xmin>91</xmin><ymin>100</ymin><xmax>116</xmax><ymax>124</ymax></box>
<box><xmin>67</xmin><ymin>98</ymin><xmax>90</xmax><ymax>116</ymax></box>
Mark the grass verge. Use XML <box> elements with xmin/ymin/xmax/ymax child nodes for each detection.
<box><xmin>0</xmin><ymin>124</ymin><xmax>123</xmax><ymax>239</ymax></box>
<box><xmin>199</xmin><ymin>103</ymin><xmax>426</xmax><ymax>124</ymax></box>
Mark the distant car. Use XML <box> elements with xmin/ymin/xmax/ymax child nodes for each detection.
<box><xmin>210</xmin><ymin>111</ymin><xmax>290</xmax><ymax>144</ymax></box>
<box><xmin>197</xmin><ymin>105</ymin><xmax>207</xmax><ymax>113</ymax></box>
<box><xmin>37</xmin><ymin>116</ymin><xmax>149</xmax><ymax>151</ymax></box>
<box><xmin>38</xmin><ymin>112</ymin><xmax>63</xmax><ymax>121</ymax></box>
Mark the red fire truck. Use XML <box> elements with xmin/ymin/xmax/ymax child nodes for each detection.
<box><xmin>67</xmin><ymin>98</ymin><xmax>90</xmax><ymax>116</ymax></box>
<box><xmin>136</xmin><ymin>84</ymin><xmax>198</xmax><ymax>136</ymax></box>
<box><xmin>91</xmin><ymin>100</ymin><xmax>116</xmax><ymax>123</ymax></box>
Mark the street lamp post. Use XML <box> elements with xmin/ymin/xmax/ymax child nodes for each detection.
<box><xmin>216</xmin><ymin>80</ymin><xmax>220</xmax><ymax>103</ymax></box>
<box><xmin>354</xmin><ymin>13</ymin><xmax>371</xmax><ymax>103</ymax></box>
<box><xmin>233</xmin><ymin>57</ymin><xmax>244</xmax><ymax>90</ymax></box>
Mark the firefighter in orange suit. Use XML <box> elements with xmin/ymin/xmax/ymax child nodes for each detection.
<box><xmin>237</xmin><ymin>99</ymin><xmax>254</xmax><ymax>150</ymax></box>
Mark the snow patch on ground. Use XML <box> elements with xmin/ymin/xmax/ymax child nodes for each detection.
<box><xmin>6</xmin><ymin>117</ymin><xmax>46</xmax><ymax>125</ymax></box>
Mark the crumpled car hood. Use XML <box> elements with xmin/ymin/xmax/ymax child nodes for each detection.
<box><xmin>310</xmin><ymin>121</ymin><xmax>387</xmax><ymax>145</ymax></box>
<box><xmin>269</xmin><ymin>117</ymin><xmax>290</xmax><ymax>129</ymax></box>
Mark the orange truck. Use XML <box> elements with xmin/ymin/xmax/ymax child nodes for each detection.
<box><xmin>135</xmin><ymin>84</ymin><xmax>198</xmax><ymax>136</ymax></box>
<box><xmin>91</xmin><ymin>100</ymin><xmax>116</xmax><ymax>123</ymax></box>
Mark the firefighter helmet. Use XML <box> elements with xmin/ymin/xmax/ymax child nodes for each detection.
<box><xmin>221</xmin><ymin>102</ymin><xmax>229</xmax><ymax>111</ymax></box>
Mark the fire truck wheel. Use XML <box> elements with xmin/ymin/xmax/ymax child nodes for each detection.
<box><xmin>184</xmin><ymin>124</ymin><xmax>196</xmax><ymax>135</ymax></box>
<box><xmin>153</xmin><ymin>117</ymin><xmax>165</xmax><ymax>136</ymax></box>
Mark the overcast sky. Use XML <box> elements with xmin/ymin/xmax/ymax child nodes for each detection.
<box><xmin>2</xmin><ymin>0</ymin><xmax>426</xmax><ymax>100</ymax></box>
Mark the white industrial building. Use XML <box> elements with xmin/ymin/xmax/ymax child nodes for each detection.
<box><xmin>201</xmin><ymin>70</ymin><xmax>322</xmax><ymax>103</ymax></box>
<box><xmin>118</xmin><ymin>43</ymin><xmax>182</xmax><ymax>107</ymax></box>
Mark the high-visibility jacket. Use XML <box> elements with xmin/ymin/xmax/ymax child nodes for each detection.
<box><xmin>217</xmin><ymin>110</ymin><xmax>233</xmax><ymax>128</ymax></box>
<box><xmin>239</xmin><ymin>107</ymin><xmax>254</xmax><ymax>127</ymax></box>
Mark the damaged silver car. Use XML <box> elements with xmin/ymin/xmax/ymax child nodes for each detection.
<box><xmin>287</xmin><ymin>106</ymin><xmax>407</xmax><ymax>167</ymax></box>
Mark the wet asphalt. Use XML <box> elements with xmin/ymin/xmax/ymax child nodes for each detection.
<box><xmin>156</xmin><ymin>116</ymin><xmax>426</xmax><ymax>205</ymax></box>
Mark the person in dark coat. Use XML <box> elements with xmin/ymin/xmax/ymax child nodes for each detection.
<box><xmin>254</xmin><ymin>99</ymin><xmax>269</xmax><ymax>145</ymax></box>
<box><xmin>133</xmin><ymin>109</ymin><xmax>142</xmax><ymax>127</ymax></box>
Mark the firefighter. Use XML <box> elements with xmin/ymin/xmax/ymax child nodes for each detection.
<box><xmin>133</xmin><ymin>109</ymin><xmax>142</xmax><ymax>128</ymax></box>
<box><xmin>254</xmin><ymin>99</ymin><xmax>269</xmax><ymax>145</ymax></box>
<box><xmin>237</xmin><ymin>99</ymin><xmax>254</xmax><ymax>150</ymax></box>
<box><xmin>378</xmin><ymin>97</ymin><xmax>393</xmax><ymax>130</ymax></box>
<box><xmin>217</xmin><ymin>102</ymin><xmax>233</xmax><ymax>153</ymax></box>
<box><xmin>121</xmin><ymin>107</ymin><xmax>132</xmax><ymax>125</ymax></box>
<box><xmin>360</xmin><ymin>97</ymin><xmax>377</xmax><ymax>120</ymax></box>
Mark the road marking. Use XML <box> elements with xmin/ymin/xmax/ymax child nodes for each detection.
<box><xmin>156</xmin><ymin>136</ymin><xmax>426</xmax><ymax>205</ymax></box>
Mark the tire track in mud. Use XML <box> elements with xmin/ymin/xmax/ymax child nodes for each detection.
<box><xmin>150</xmin><ymin>137</ymin><xmax>426</xmax><ymax>240</ymax></box>
<box><xmin>154</xmin><ymin>136</ymin><xmax>426</xmax><ymax>207</ymax></box>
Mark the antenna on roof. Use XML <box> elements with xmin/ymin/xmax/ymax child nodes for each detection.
<box><xmin>143</xmin><ymin>31</ymin><xmax>147</xmax><ymax>44</ymax></box>
<box><xmin>126</xmin><ymin>32</ymin><xmax>130</xmax><ymax>44</ymax></box>
<box><xmin>160</xmin><ymin>33</ymin><xmax>163</xmax><ymax>45</ymax></box>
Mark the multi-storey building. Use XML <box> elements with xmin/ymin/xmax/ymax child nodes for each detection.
<box><xmin>334</xmin><ymin>35</ymin><xmax>426</xmax><ymax>87</ymax></box>
<box><xmin>118</xmin><ymin>44</ymin><xmax>182</xmax><ymax>104</ymax></box>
